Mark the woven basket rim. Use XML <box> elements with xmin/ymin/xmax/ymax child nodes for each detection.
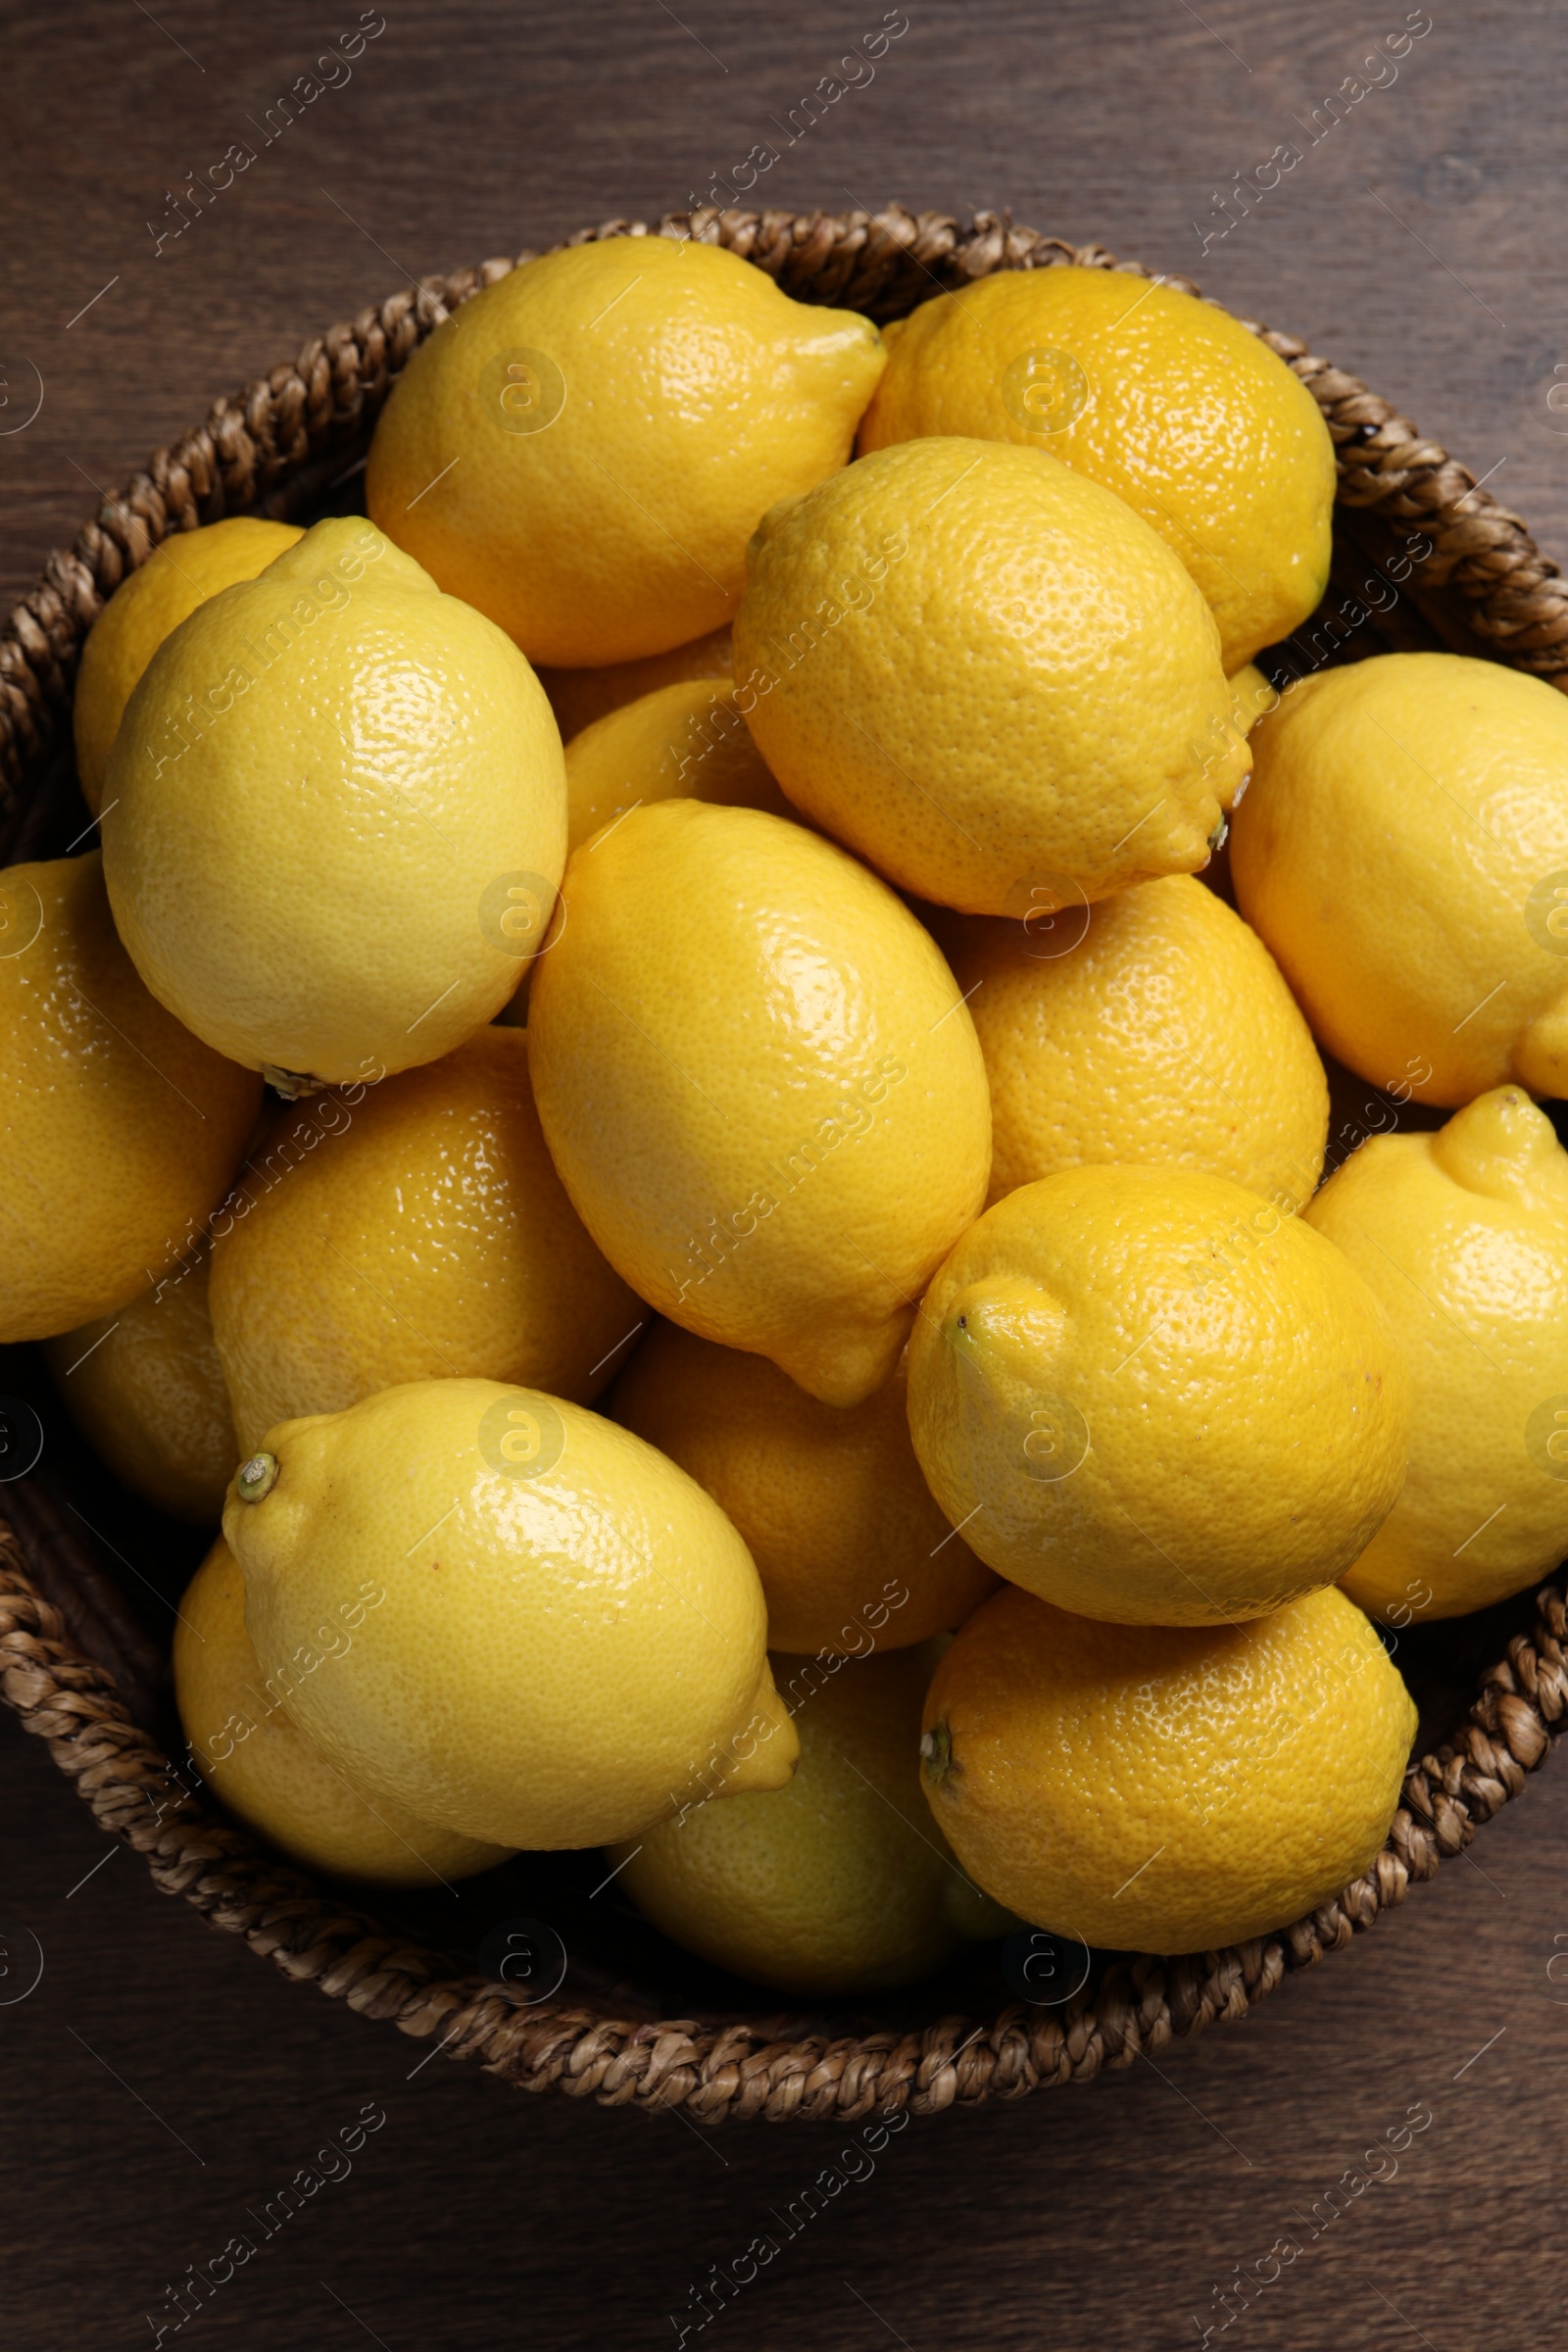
<box><xmin>3</xmin><ymin>203</ymin><xmax>1567</xmax><ymax>2126</ymax></box>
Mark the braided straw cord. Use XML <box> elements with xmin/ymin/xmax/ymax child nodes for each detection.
<box><xmin>4</xmin><ymin>202</ymin><xmax>1568</xmax><ymax>820</ymax></box>
<box><xmin>2</xmin><ymin>205</ymin><xmax>1567</xmax><ymax>2117</ymax></box>
<box><xmin>3</xmin><ymin>1517</ymin><xmax>1565</xmax><ymax>2119</ymax></box>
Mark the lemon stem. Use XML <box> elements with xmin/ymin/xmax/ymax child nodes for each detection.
<box><xmin>235</xmin><ymin>1450</ymin><xmax>279</xmax><ymax>1502</ymax></box>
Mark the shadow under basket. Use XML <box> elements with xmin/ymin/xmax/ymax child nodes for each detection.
<box><xmin>4</xmin><ymin>205</ymin><xmax>1568</xmax><ymax>2125</ymax></box>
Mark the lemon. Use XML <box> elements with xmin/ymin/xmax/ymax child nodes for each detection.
<box><xmin>208</xmin><ymin>1027</ymin><xmax>638</xmax><ymax>1452</ymax></box>
<box><xmin>222</xmin><ymin>1377</ymin><xmax>796</xmax><ymax>1848</ymax></box>
<box><xmin>100</xmin><ymin>517</ymin><xmax>566</xmax><ymax>1092</ymax></box>
<box><xmin>528</xmin><ymin>801</ymin><xmax>991</xmax><ymax>1407</ymax></box>
<box><xmin>538</xmin><ymin>623</ymin><xmax>732</xmax><ymax>743</ymax></box>
<box><xmin>906</xmin><ymin>1165</ymin><xmax>1407</xmax><ymax>1624</ymax></box>
<box><xmin>610</xmin><ymin>1642</ymin><xmax>999</xmax><ymax>1994</ymax></box>
<box><xmin>607</xmin><ymin>1322</ymin><xmax>995</xmax><ymax>1653</ymax></box>
<box><xmin>367</xmin><ymin>236</ymin><xmax>884</xmax><ymax>666</ymax></box>
<box><xmin>74</xmin><ymin>517</ymin><xmax>304</xmax><ymax>815</ymax></box>
<box><xmin>857</xmin><ymin>267</ymin><xmax>1335</xmax><ymax>671</ymax></box>
<box><xmin>0</xmin><ymin>853</ymin><xmax>260</xmax><ymax>1343</ymax></box>
<box><xmin>921</xmin><ymin>1582</ymin><xmax>1414</xmax><ymax>1952</ymax></box>
<box><xmin>944</xmin><ymin>874</ymin><xmax>1327</xmax><ymax>1208</ymax></box>
<box><xmin>564</xmin><ymin>677</ymin><xmax>793</xmax><ymax>855</ymax></box>
<box><xmin>733</xmin><ymin>438</ymin><xmax>1249</xmax><ymax>918</ymax></box>
<box><xmin>43</xmin><ymin>1244</ymin><xmax>237</xmax><ymax>1523</ymax></box>
<box><xmin>1306</xmin><ymin>1088</ymin><xmax>1568</xmax><ymax>1621</ymax></box>
<box><xmin>175</xmin><ymin>1537</ymin><xmax>513</xmax><ymax>1886</ymax></box>
<box><xmin>1231</xmin><ymin>653</ymin><xmax>1568</xmax><ymax>1105</ymax></box>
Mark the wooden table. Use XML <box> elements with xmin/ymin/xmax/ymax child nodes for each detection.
<box><xmin>2</xmin><ymin>4</ymin><xmax>1563</xmax><ymax>2345</ymax></box>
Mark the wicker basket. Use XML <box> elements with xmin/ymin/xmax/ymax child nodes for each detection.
<box><xmin>4</xmin><ymin>205</ymin><xmax>1568</xmax><ymax>2126</ymax></box>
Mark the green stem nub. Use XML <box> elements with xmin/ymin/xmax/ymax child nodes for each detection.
<box><xmin>262</xmin><ymin>1064</ymin><xmax>323</xmax><ymax>1102</ymax></box>
<box><xmin>236</xmin><ymin>1451</ymin><xmax>279</xmax><ymax>1503</ymax></box>
<box><xmin>920</xmin><ymin>1721</ymin><xmax>958</xmax><ymax>1789</ymax></box>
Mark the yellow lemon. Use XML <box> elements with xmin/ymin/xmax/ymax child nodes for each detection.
<box><xmin>100</xmin><ymin>517</ymin><xmax>566</xmax><ymax>1092</ymax></box>
<box><xmin>366</xmin><ymin>237</ymin><xmax>884</xmax><ymax>665</ymax></box>
<box><xmin>209</xmin><ymin>1027</ymin><xmax>640</xmax><ymax>1453</ymax></box>
<box><xmin>944</xmin><ymin>874</ymin><xmax>1327</xmax><ymax>1208</ymax></box>
<box><xmin>920</xmin><ymin>1582</ymin><xmax>1415</xmax><ymax>1952</ymax></box>
<box><xmin>528</xmin><ymin>801</ymin><xmax>991</xmax><ymax>1407</ymax></box>
<box><xmin>74</xmin><ymin>517</ymin><xmax>304</xmax><ymax>814</ymax></box>
<box><xmin>222</xmin><ymin>1378</ymin><xmax>796</xmax><ymax>1848</ymax></box>
<box><xmin>538</xmin><ymin>623</ymin><xmax>732</xmax><ymax>743</ymax></box>
<box><xmin>0</xmin><ymin>853</ymin><xmax>260</xmax><ymax>1343</ymax></box>
<box><xmin>1307</xmin><ymin>1087</ymin><xmax>1568</xmax><ymax>1621</ymax></box>
<box><xmin>906</xmin><ymin>1165</ymin><xmax>1407</xmax><ymax>1624</ymax></box>
<box><xmin>607</xmin><ymin>1322</ymin><xmax>995</xmax><ymax>1653</ymax></box>
<box><xmin>610</xmin><ymin>1643</ymin><xmax>1001</xmax><ymax>1994</ymax></box>
<box><xmin>858</xmin><ymin>267</ymin><xmax>1335</xmax><ymax>671</ymax></box>
<box><xmin>733</xmin><ymin>438</ymin><xmax>1249</xmax><ymax>918</ymax></box>
<box><xmin>43</xmin><ymin>1245</ymin><xmax>237</xmax><ymax>1523</ymax></box>
<box><xmin>564</xmin><ymin>677</ymin><xmax>793</xmax><ymax>854</ymax></box>
<box><xmin>1231</xmin><ymin>653</ymin><xmax>1568</xmax><ymax>1104</ymax></box>
<box><xmin>175</xmin><ymin>1537</ymin><xmax>513</xmax><ymax>1886</ymax></box>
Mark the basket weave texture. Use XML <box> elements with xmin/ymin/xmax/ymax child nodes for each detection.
<box><xmin>2</xmin><ymin>205</ymin><xmax>1567</xmax><ymax>2123</ymax></box>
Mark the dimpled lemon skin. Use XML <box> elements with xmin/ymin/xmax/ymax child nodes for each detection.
<box><xmin>858</xmin><ymin>268</ymin><xmax>1335</xmax><ymax>673</ymax></box>
<box><xmin>946</xmin><ymin>874</ymin><xmax>1328</xmax><ymax>1209</ymax></box>
<box><xmin>44</xmin><ymin>1247</ymin><xmax>238</xmax><ymax>1524</ymax></box>
<box><xmin>607</xmin><ymin>1322</ymin><xmax>996</xmax><ymax>1654</ymax></box>
<box><xmin>528</xmin><ymin>801</ymin><xmax>992</xmax><ymax>1408</ymax></box>
<box><xmin>1232</xmin><ymin>653</ymin><xmax>1568</xmax><ymax>1105</ymax></box>
<box><xmin>223</xmin><ymin>1379</ymin><xmax>796</xmax><ymax>1849</ymax></box>
<box><xmin>175</xmin><ymin>1538</ymin><xmax>513</xmax><ymax>1887</ymax></box>
<box><xmin>367</xmin><ymin>237</ymin><xmax>884</xmax><ymax>666</ymax></box>
<box><xmin>610</xmin><ymin>1643</ymin><xmax>994</xmax><ymax>1996</ymax></box>
<box><xmin>101</xmin><ymin>517</ymin><xmax>566</xmax><ymax>1088</ymax></box>
<box><xmin>538</xmin><ymin>623</ymin><xmax>733</xmax><ymax>744</ymax></box>
<box><xmin>564</xmin><ymin>677</ymin><xmax>793</xmax><ymax>854</ymax></box>
<box><xmin>1308</xmin><ymin>1089</ymin><xmax>1568</xmax><ymax>1621</ymax></box>
<box><xmin>209</xmin><ymin>1027</ymin><xmax>639</xmax><ymax>1453</ymax></box>
<box><xmin>0</xmin><ymin>854</ymin><xmax>260</xmax><ymax>1343</ymax></box>
<box><xmin>734</xmin><ymin>439</ymin><xmax>1249</xmax><ymax>919</ymax></box>
<box><xmin>74</xmin><ymin>517</ymin><xmax>304</xmax><ymax>815</ymax></box>
<box><xmin>921</xmin><ymin>1583</ymin><xmax>1415</xmax><ymax>1953</ymax></box>
<box><xmin>906</xmin><ymin>1165</ymin><xmax>1408</xmax><ymax>1625</ymax></box>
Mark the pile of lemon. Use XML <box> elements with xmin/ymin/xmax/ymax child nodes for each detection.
<box><xmin>8</xmin><ymin>237</ymin><xmax>1568</xmax><ymax>1998</ymax></box>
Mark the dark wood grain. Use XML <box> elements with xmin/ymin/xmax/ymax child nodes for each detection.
<box><xmin>2</xmin><ymin>3</ymin><xmax>1565</xmax><ymax>2345</ymax></box>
